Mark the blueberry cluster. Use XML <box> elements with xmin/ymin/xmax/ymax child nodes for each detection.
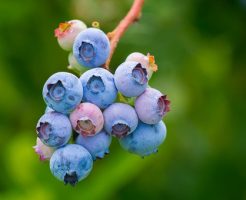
<box><xmin>34</xmin><ymin>19</ymin><xmax>170</xmax><ymax>186</ymax></box>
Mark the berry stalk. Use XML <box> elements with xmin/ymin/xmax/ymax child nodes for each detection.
<box><xmin>105</xmin><ymin>0</ymin><xmax>145</xmax><ymax>69</ymax></box>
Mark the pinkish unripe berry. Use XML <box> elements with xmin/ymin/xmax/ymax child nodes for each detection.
<box><xmin>55</xmin><ymin>19</ymin><xmax>87</xmax><ymax>51</ymax></box>
<box><xmin>70</xmin><ymin>103</ymin><xmax>104</xmax><ymax>136</ymax></box>
<box><xmin>33</xmin><ymin>138</ymin><xmax>55</xmax><ymax>161</ymax></box>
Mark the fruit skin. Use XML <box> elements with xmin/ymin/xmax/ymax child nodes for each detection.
<box><xmin>135</xmin><ymin>88</ymin><xmax>170</xmax><ymax>124</ymax></box>
<box><xmin>103</xmin><ymin>103</ymin><xmax>138</xmax><ymax>138</ymax></box>
<box><xmin>33</xmin><ymin>138</ymin><xmax>55</xmax><ymax>161</ymax></box>
<box><xmin>36</xmin><ymin>112</ymin><xmax>72</xmax><ymax>148</ymax></box>
<box><xmin>114</xmin><ymin>61</ymin><xmax>148</xmax><ymax>97</ymax></box>
<box><xmin>73</xmin><ymin>28</ymin><xmax>110</xmax><ymax>68</ymax></box>
<box><xmin>68</xmin><ymin>52</ymin><xmax>87</xmax><ymax>74</ymax></box>
<box><xmin>55</xmin><ymin>19</ymin><xmax>87</xmax><ymax>51</ymax></box>
<box><xmin>42</xmin><ymin>72</ymin><xmax>83</xmax><ymax>114</ymax></box>
<box><xmin>126</xmin><ymin>52</ymin><xmax>152</xmax><ymax>79</ymax></box>
<box><xmin>76</xmin><ymin>130</ymin><xmax>112</xmax><ymax>160</ymax></box>
<box><xmin>119</xmin><ymin>121</ymin><xmax>167</xmax><ymax>157</ymax></box>
<box><xmin>45</xmin><ymin>106</ymin><xmax>54</xmax><ymax>113</ymax></box>
<box><xmin>70</xmin><ymin>103</ymin><xmax>104</xmax><ymax>136</ymax></box>
<box><xmin>50</xmin><ymin>144</ymin><xmax>93</xmax><ymax>186</ymax></box>
<box><xmin>126</xmin><ymin>52</ymin><xmax>158</xmax><ymax>80</ymax></box>
<box><xmin>80</xmin><ymin>68</ymin><xmax>117</xmax><ymax>109</ymax></box>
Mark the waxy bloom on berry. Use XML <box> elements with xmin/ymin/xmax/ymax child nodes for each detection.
<box><xmin>50</xmin><ymin>144</ymin><xmax>93</xmax><ymax>186</ymax></box>
<box><xmin>42</xmin><ymin>72</ymin><xmax>83</xmax><ymax>114</ymax></box>
<box><xmin>73</xmin><ymin>28</ymin><xmax>110</xmax><ymax>68</ymax></box>
<box><xmin>103</xmin><ymin>103</ymin><xmax>138</xmax><ymax>138</ymax></box>
<box><xmin>76</xmin><ymin>130</ymin><xmax>112</xmax><ymax>160</ymax></box>
<box><xmin>36</xmin><ymin>112</ymin><xmax>72</xmax><ymax>148</ymax></box>
<box><xmin>119</xmin><ymin>121</ymin><xmax>167</xmax><ymax>157</ymax></box>
<box><xmin>126</xmin><ymin>52</ymin><xmax>158</xmax><ymax>79</ymax></box>
<box><xmin>135</xmin><ymin>88</ymin><xmax>170</xmax><ymax>124</ymax></box>
<box><xmin>80</xmin><ymin>68</ymin><xmax>117</xmax><ymax>109</ymax></box>
<box><xmin>114</xmin><ymin>61</ymin><xmax>148</xmax><ymax>97</ymax></box>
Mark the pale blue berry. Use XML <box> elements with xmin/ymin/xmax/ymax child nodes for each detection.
<box><xmin>114</xmin><ymin>61</ymin><xmax>148</xmax><ymax>97</ymax></box>
<box><xmin>119</xmin><ymin>121</ymin><xmax>167</xmax><ymax>157</ymax></box>
<box><xmin>73</xmin><ymin>28</ymin><xmax>110</xmax><ymax>68</ymax></box>
<box><xmin>50</xmin><ymin>144</ymin><xmax>93</xmax><ymax>186</ymax></box>
<box><xmin>80</xmin><ymin>68</ymin><xmax>117</xmax><ymax>109</ymax></box>
<box><xmin>103</xmin><ymin>103</ymin><xmax>138</xmax><ymax>138</ymax></box>
<box><xmin>42</xmin><ymin>72</ymin><xmax>83</xmax><ymax>114</ymax></box>
<box><xmin>76</xmin><ymin>130</ymin><xmax>112</xmax><ymax>160</ymax></box>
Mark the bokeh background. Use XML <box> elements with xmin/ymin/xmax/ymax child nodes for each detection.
<box><xmin>0</xmin><ymin>0</ymin><xmax>245</xmax><ymax>199</ymax></box>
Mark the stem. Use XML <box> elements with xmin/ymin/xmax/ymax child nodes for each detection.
<box><xmin>105</xmin><ymin>0</ymin><xmax>144</xmax><ymax>69</ymax></box>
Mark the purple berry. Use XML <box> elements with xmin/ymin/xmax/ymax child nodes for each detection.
<box><xmin>36</xmin><ymin>112</ymin><xmax>72</xmax><ymax>148</ymax></box>
<box><xmin>114</xmin><ymin>61</ymin><xmax>148</xmax><ymax>97</ymax></box>
<box><xmin>42</xmin><ymin>72</ymin><xmax>83</xmax><ymax>114</ymax></box>
<box><xmin>73</xmin><ymin>28</ymin><xmax>110</xmax><ymax>68</ymax></box>
<box><xmin>76</xmin><ymin>130</ymin><xmax>112</xmax><ymax>160</ymax></box>
<box><xmin>135</xmin><ymin>88</ymin><xmax>170</xmax><ymax>124</ymax></box>
<box><xmin>119</xmin><ymin>121</ymin><xmax>167</xmax><ymax>157</ymax></box>
<box><xmin>50</xmin><ymin>144</ymin><xmax>93</xmax><ymax>186</ymax></box>
<box><xmin>103</xmin><ymin>103</ymin><xmax>138</xmax><ymax>138</ymax></box>
<box><xmin>70</xmin><ymin>103</ymin><xmax>104</xmax><ymax>136</ymax></box>
<box><xmin>80</xmin><ymin>68</ymin><xmax>117</xmax><ymax>109</ymax></box>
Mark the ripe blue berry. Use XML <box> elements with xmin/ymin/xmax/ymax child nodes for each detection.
<box><xmin>135</xmin><ymin>88</ymin><xmax>170</xmax><ymax>124</ymax></box>
<box><xmin>73</xmin><ymin>28</ymin><xmax>110</xmax><ymax>68</ymax></box>
<box><xmin>50</xmin><ymin>144</ymin><xmax>93</xmax><ymax>186</ymax></box>
<box><xmin>119</xmin><ymin>121</ymin><xmax>167</xmax><ymax>157</ymax></box>
<box><xmin>126</xmin><ymin>52</ymin><xmax>158</xmax><ymax>79</ymax></box>
<box><xmin>76</xmin><ymin>130</ymin><xmax>112</xmax><ymax>160</ymax></box>
<box><xmin>42</xmin><ymin>72</ymin><xmax>83</xmax><ymax>114</ymax></box>
<box><xmin>36</xmin><ymin>112</ymin><xmax>72</xmax><ymax>148</ymax></box>
<box><xmin>103</xmin><ymin>103</ymin><xmax>138</xmax><ymax>138</ymax></box>
<box><xmin>80</xmin><ymin>68</ymin><xmax>117</xmax><ymax>109</ymax></box>
<box><xmin>114</xmin><ymin>61</ymin><xmax>148</xmax><ymax>97</ymax></box>
<box><xmin>70</xmin><ymin>103</ymin><xmax>104</xmax><ymax>136</ymax></box>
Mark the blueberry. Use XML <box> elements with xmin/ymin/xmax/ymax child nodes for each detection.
<box><xmin>50</xmin><ymin>144</ymin><xmax>93</xmax><ymax>186</ymax></box>
<box><xmin>119</xmin><ymin>121</ymin><xmax>167</xmax><ymax>157</ymax></box>
<box><xmin>76</xmin><ymin>130</ymin><xmax>112</xmax><ymax>160</ymax></box>
<box><xmin>135</xmin><ymin>88</ymin><xmax>170</xmax><ymax>124</ymax></box>
<box><xmin>36</xmin><ymin>112</ymin><xmax>72</xmax><ymax>148</ymax></box>
<box><xmin>126</xmin><ymin>52</ymin><xmax>150</xmax><ymax>77</ymax></box>
<box><xmin>103</xmin><ymin>103</ymin><xmax>138</xmax><ymax>138</ymax></box>
<box><xmin>33</xmin><ymin>138</ymin><xmax>55</xmax><ymax>161</ymax></box>
<box><xmin>70</xmin><ymin>103</ymin><xmax>104</xmax><ymax>136</ymax></box>
<box><xmin>126</xmin><ymin>52</ymin><xmax>158</xmax><ymax>79</ymax></box>
<box><xmin>45</xmin><ymin>106</ymin><xmax>54</xmax><ymax>113</ymax></box>
<box><xmin>114</xmin><ymin>61</ymin><xmax>148</xmax><ymax>97</ymax></box>
<box><xmin>80</xmin><ymin>68</ymin><xmax>117</xmax><ymax>109</ymax></box>
<box><xmin>42</xmin><ymin>72</ymin><xmax>83</xmax><ymax>114</ymax></box>
<box><xmin>73</xmin><ymin>28</ymin><xmax>110</xmax><ymax>68</ymax></box>
<box><xmin>55</xmin><ymin>19</ymin><xmax>87</xmax><ymax>51</ymax></box>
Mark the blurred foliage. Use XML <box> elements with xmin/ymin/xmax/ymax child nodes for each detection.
<box><xmin>0</xmin><ymin>0</ymin><xmax>246</xmax><ymax>199</ymax></box>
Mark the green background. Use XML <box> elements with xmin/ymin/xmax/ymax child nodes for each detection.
<box><xmin>0</xmin><ymin>0</ymin><xmax>245</xmax><ymax>199</ymax></box>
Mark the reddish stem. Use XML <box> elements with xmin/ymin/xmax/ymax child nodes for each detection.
<box><xmin>105</xmin><ymin>0</ymin><xmax>144</xmax><ymax>69</ymax></box>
